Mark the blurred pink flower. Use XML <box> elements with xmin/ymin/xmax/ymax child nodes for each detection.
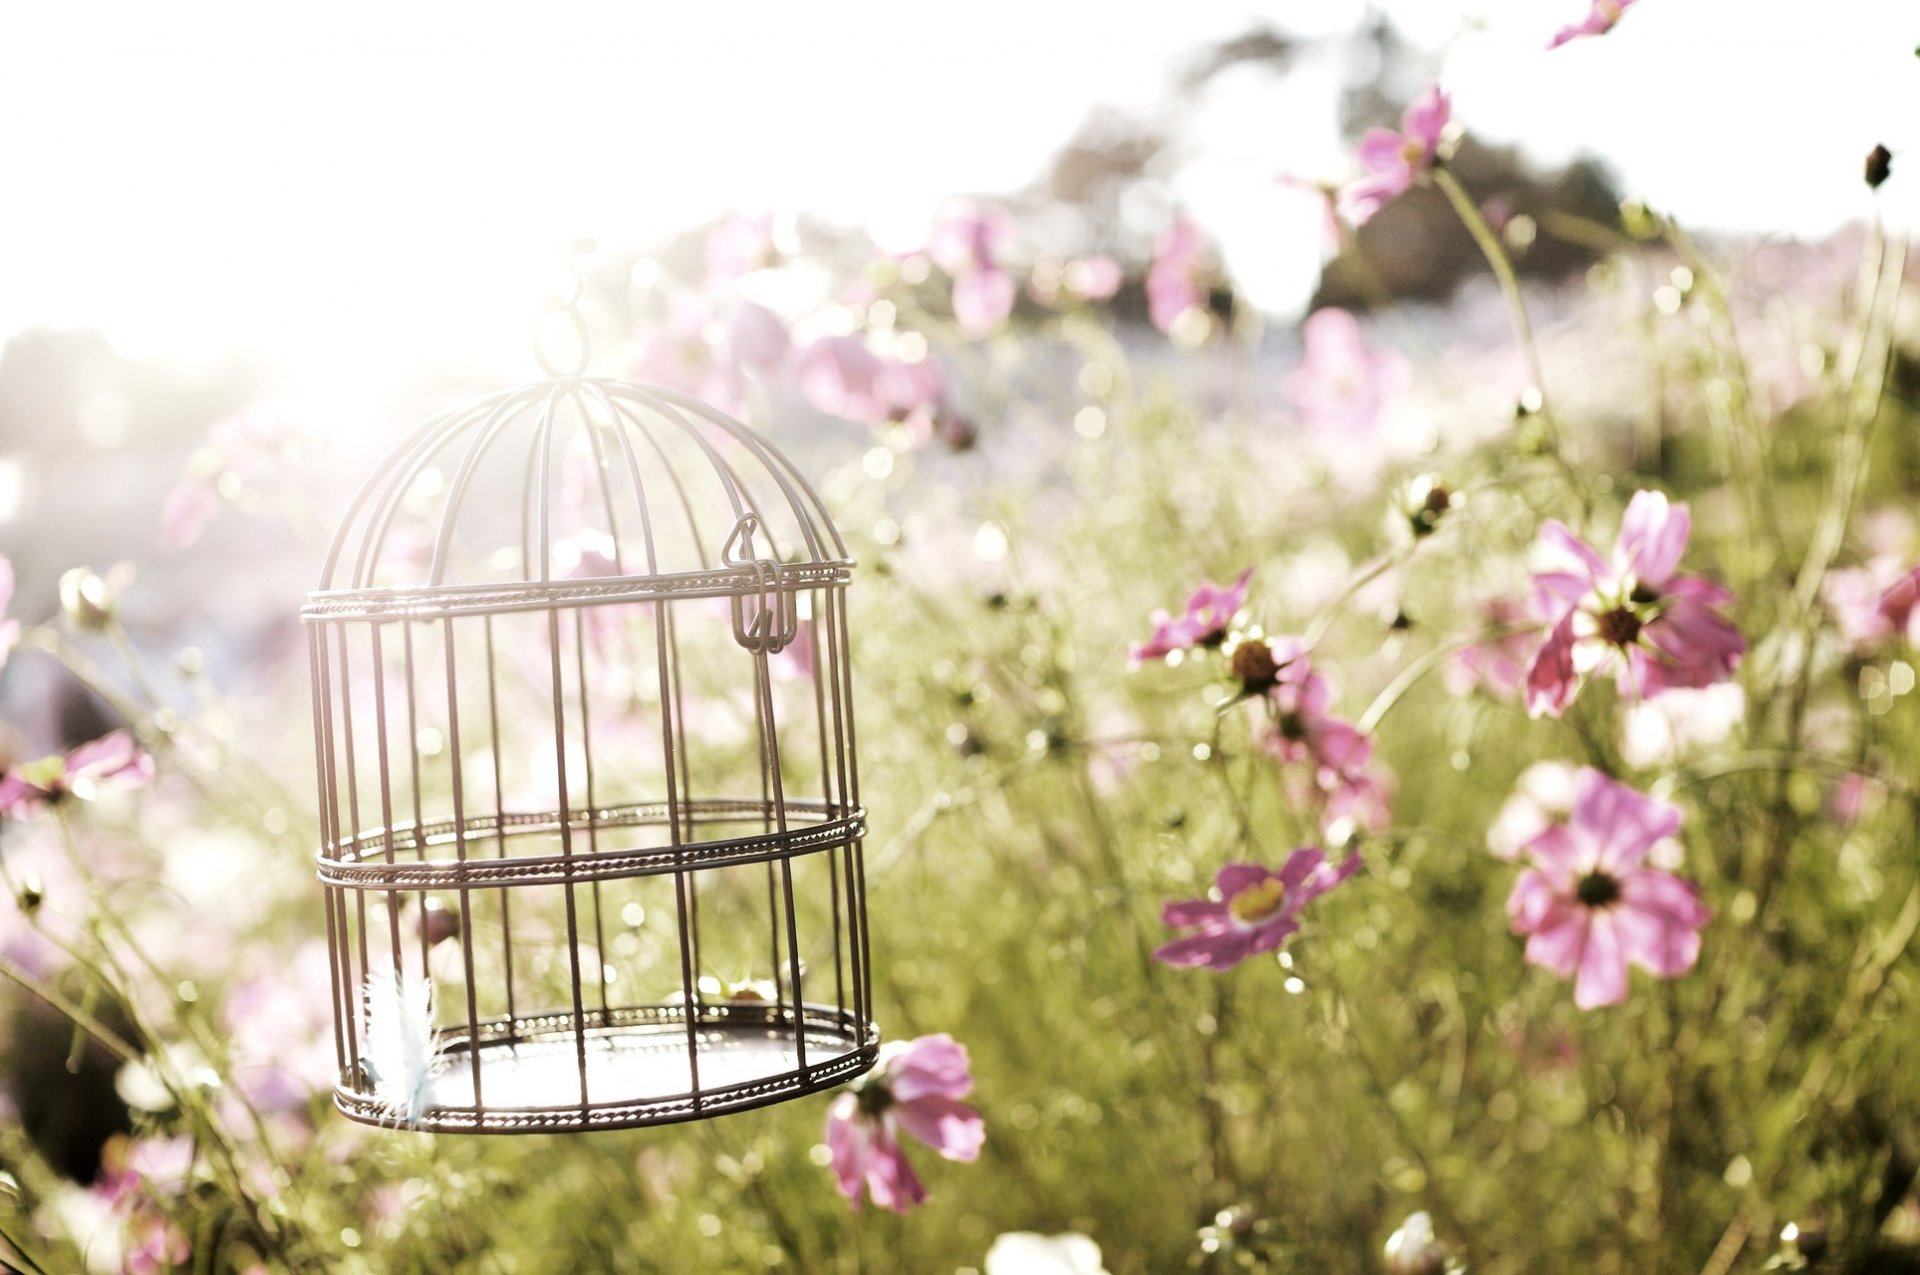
<box><xmin>1250</xmin><ymin>638</ymin><xmax>1389</xmax><ymax>831</ymax></box>
<box><xmin>631</xmin><ymin>299</ymin><xmax>789</xmax><ymax>417</ymax></box>
<box><xmin>825</xmin><ymin>1033</ymin><xmax>983</xmax><ymax>1213</ymax></box>
<box><xmin>1506</xmin><ymin>768</ymin><xmax>1708</xmax><ymax>1008</ymax></box>
<box><xmin>0</xmin><ymin>555</ymin><xmax>17</xmax><ymax>669</ymax></box>
<box><xmin>225</xmin><ymin>941</ymin><xmax>338</xmax><ymax>1114</ymax></box>
<box><xmin>1028</xmin><ymin>255</ymin><xmax>1124</xmax><ymax>308</ymax></box>
<box><xmin>1130</xmin><ymin>568</ymin><xmax>1253</xmax><ymax>665</ymax></box>
<box><xmin>1155</xmin><ymin>848</ymin><xmax>1363</xmax><ymax>971</ymax></box>
<box><xmin>1337</xmin><ymin>85</ymin><xmax>1450</xmax><ymax>226</ymax></box>
<box><xmin>705</xmin><ymin>211</ymin><xmax>779</xmax><ymax>287</ymax></box>
<box><xmin>1549</xmin><ymin>0</ymin><xmax>1638</xmax><ymax>49</ymax></box>
<box><xmin>0</xmin><ymin>729</ymin><xmax>154</xmax><ymax>818</ymax></box>
<box><xmin>1288</xmin><ymin>308</ymin><xmax>1406</xmax><ymax>438</ymax></box>
<box><xmin>1147</xmin><ymin>217</ymin><xmax>1211</xmax><ymax>335</ymax></box>
<box><xmin>160</xmin><ymin>477</ymin><xmax>221</xmax><ymax>550</ymax></box>
<box><xmin>930</xmin><ymin>204</ymin><xmax>1017</xmax><ymax>336</ymax></box>
<box><xmin>1065</xmin><ymin>255</ymin><xmax>1122</xmax><ymax>300</ymax></box>
<box><xmin>1447</xmin><ymin>597</ymin><xmax>1536</xmax><ymax>700</ymax></box>
<box><xmin>1525</xmin><ymin>491</ymin><xmax>1744</xmax><ymax>718</ymax></box>
<box><xmin>1824</xmin><ymin>560</ymin><xmax>1920</xmax><ymax>650</ymax></box>
<box><xmin>794</xmin><ymin>335</ymin><xmax>945</xmax><ymax>428</ymax></box>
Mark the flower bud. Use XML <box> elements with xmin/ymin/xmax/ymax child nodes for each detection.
<box><xmin>58</xmin><ymin>565</ymin><xmax>130</xmax><ymax>631</ymax></box>
<box><xmin>1384</xmin><ymin>1211</ymin><xmax>1446</xmax><ymax>1275</ymax></box>
<box><xmin>1866</xmin><ymin>143</ymin><xmax>1893</xmax><ymax>190</ymax></box>
<box><xmin>416</xmin><ymin>899</ymin><xmax>461</xmax><ymax>947</ymax></box>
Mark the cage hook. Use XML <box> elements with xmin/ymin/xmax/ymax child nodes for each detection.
<box><xmin>723</xmin><ymin>513</ymin><xmax>797</xmax><ymax>654</ymax></box>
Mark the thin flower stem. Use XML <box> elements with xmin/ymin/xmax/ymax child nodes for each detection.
<box><xmin>1322</xmin><ymin>965</ymin><xmax>1470</xmax><ymax>1243</ymax></box>
<box><xmin>0</xmin><ymin>955</ymin><xmax>141</xmax><ymax>1064</ymax></box>
<box><xmin>0</xmin><ymin>1221</ymin><xmax>53</xmax><ymax>1275</ymax></box>
<box><xmin>1432</xmin><ymin>168</ymin><xmax>1549</xmax><ymax>411</ymax></box>
<box><xmin>1357</xmin><ymin>624</ymin><xmax>1535</xmax><ymax>735</ymax></box>
<box><xmin>1302</xmin><ymin>549</ymin><xmax>1407</xmax><ymax>650</ymax></box>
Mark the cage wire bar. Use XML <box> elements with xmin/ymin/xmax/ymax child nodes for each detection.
<box><xmin>303</xmin><ymin>376</ymin><xmax>877</xmax><ymax>1133</ymax></box>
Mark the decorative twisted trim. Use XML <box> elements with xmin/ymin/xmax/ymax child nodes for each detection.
<box><xmin>302</xmin><ymin>560</ymin><xmax>852</xmax><ymax>623</ymax></box>
<box><xmin>318</xmin><ymin>798</ymin><xmax>865</xmax><ymax>890</ymax></box>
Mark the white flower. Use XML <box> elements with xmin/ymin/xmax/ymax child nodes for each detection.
<box><xmin>984</xmin><ymin>1231</ymin><xmax>1110</xmax><ymax>1275</ymax></box>
<box><xmin>1384</xmin><ymin>1211</ymin><xmax>1445</xmax><ymax>1275</ymax></box>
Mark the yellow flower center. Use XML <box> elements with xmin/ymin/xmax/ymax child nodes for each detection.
<box><xmin>1228</xmin><ymin>878</ymin><xmax>1289</xmax><ymax>925</ymax></box>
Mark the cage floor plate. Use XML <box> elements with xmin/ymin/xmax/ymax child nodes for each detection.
<box><xmin>426</xmin><ymin>1022</ymin><xmax>855</xmax><ymax>1110</ymax></box>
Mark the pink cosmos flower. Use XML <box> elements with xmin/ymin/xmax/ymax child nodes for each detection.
<box><xmin>1244</xmin><ymin>636</ymin><xmax>1389</xmax><ymax>832</ymax></box>
<box><xmin>1063</xmin><ymin>255</ymin><xmax>1122</xmax><ymax>301</ymax></box>
<box><xmin>1525</xmin><ymin>491</ymin><xmax>1744</xmax><ymax>718</ymax></box>
<box><xmin>1506</xmin><ymin>768</ymin><xmax>1709</xmax><ymax>1008</ymax></box>
<box><xmin>0</xmin><ymin>555</ymin><xmax>17</xmax><ymax>669</ymax></box>
<box><xmin>1824</xmin><ymin>560</ymin><xmax>1920</xmax><ymax>650</ymax></box>
<box><xmin>1548</xmin><ymin>0</ymin><xmax>1638</xmax><ymax>49</ymax></box>
<box><xmin>705</xmin><ymin>211</ymin><xmax>779</xmax><ymax>287</ymax></box>
<box><xmin>1147</xmin><ymin>217</ymin><xmax>1211</xmax><ymax>335</ymax></box>
<box><xmin>824</xmin><ymin>1033</ymin><xmax>984</xmax><ymax>1213</ymax></box>
<box><xmin>1288</xmin><ymin>308</ymin><xmax>1406</xmax><ymax>438</ymax></box>
<box><xmin>0</xmin><ymin>730</ymin><xmax>155</xmax><ymax>818</ymax></box>
<box><xmin>1337</xmin><ymin>85</ymin><xmax>1450</xmax><ymax>226</ymax></box>
<box><xmin>1130</xmin><ymin>568</ymin><xmax>1253</xmax><ymax>665</ymax></box>
<box><xmin>930</xmin><ymin>204</ymin><xmax>1017</xmax><ymax>336</ymax></box>
<box><xmin>1446</xmin><ymin>597</ymin><xmax>1536</xmax><ymax>700</ymax></box>
<box><xmin>160</xmin><ymin>477</ymin><xmax>221</xmax><ymax>550</ymax></box>
<box><xmin>794</xmin><ymin>335</ymin><xmax>946</xmax><ymax>428</ymax></box>
<box><xmin>630</xmin><ymin>298</ymin><xmax>789</xmax><ymax>418</ymax></box>
<box><xmin>1155</xmin><ymin>848</ymin><xmax>1363</xmax><ymax>971</ymax></box>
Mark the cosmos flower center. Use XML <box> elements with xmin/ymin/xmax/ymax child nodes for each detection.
<box><xmin>1228</xmin><ymin>878</ymin><xmax>1290</xmax><ymax>925</ymax></box>
<box><xmin>1575</xmin><ymin>870</ymin><xmax>1623</xmax><ymax>909</ymax></box>
<box><xmin>1596</xmin><ymin>606</ymin><xmax>1642</xmax><ymax>647</ymax></box>
<box><xmin>854</xmin><ymin>1079</ymin><xmax>895</xmax><ymax>1119</ymax></box>
<box><xmin>1230</xmin><ymin>640</ymin><xmax>1280</xmax><ymax>692</ymax></box>
<box><xmin>1400</xmin><ymin>138</ymin><xmax>1427</xmax><ymax>166</ymax></box>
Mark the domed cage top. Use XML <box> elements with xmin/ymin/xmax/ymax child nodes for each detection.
<box><xmin>302</xmin><ymin>378</ymin><xmax>877</xmax><ymax>1133</ymax></box>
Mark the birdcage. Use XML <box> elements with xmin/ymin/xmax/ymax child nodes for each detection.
<box><xmin>302</xmin><ymin>370</ymin><xmax>877</xmax><ymax>1133</ymax></box>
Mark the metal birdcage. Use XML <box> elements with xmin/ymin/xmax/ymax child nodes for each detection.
<box><xmin>302</xmin><ymin>358</ymin><xmax>877</xmax><ymax>1132</ymax></box>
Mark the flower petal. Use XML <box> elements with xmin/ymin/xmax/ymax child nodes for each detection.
<box><xmin>1573</xmin><ymin>911</ymin><xmax>1629</xmax><ymax>1008</ymax></box>
<box><xmin>1617</xmin><ymin>491</ymin><xmax>1689</xmax><ymax>585</ymax></box>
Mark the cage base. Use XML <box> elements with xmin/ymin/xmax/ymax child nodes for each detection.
<box><xmin>334</xmin><ymin>1005</ymin><xmax>877</xmax><ymax>1134</ymax></box>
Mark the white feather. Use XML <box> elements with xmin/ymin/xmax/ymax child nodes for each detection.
<box><xmin>360</xmin><ymin>966</ymin><xmax>444</xmax><ymax>1127</ymax></box>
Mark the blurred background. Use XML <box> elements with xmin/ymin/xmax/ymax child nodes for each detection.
<box><xmin>3</xmin><ymin>4</ymin><xmax>1914</xmax><ymax>724</ymax></box>
<box><xmin>5</xmin><ymin>5</ymin><xmax>1920</xmax><ymax>1270</ymax></box>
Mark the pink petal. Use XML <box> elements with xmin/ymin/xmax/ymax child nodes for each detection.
<box><xmin>1569</xmin><ymin>768</ymin><xmax>1681</xmax><ymax>872</ymax></box>
<box><xmin>1215</xmin><ymin>862</ymin><xmax>1277</xmax><ymax>898</ymax></box>
<box><xmin>1615</xmin><ymin>870</ymin><xmax>1709</xmax><ymax>977</ymax></box>
<box><xmin>953</xmin><ymin>268</ymin><xmax>1017</xmax><ymax>336</ymax></box>
<box><xmin>1521</xmin><ymin>899</ymin><xmax>1590</xmax><ymax>978</ymax></box>
<box><xmin>884</xmin><ymin>1034</ymin><xmax>975</xmax><ymax>1104</ymax></box>
<box><xmin>1354</xmin><ymin>128</ymin><xmax>1410</xmax><ymax>173</ymax></box>
<box><xmin>1507</xmin><ymin>869</ymin><xmax>1563</xmax><ymax>934</ymax></box>
<box><xmin>1162</xmin><ymin>898</ymin><xmax>1231</xmax><ymax>928</ymax></box>
<box><xmin>864</xmin><ymin>1119</ymin><xmax>928</xmax><ymax>1214</ymax></box>
<box><xmin>1518</xmin><ymin>824</ymin><xmax>1581</xmax><ymax>890</ymax></box>
<box><xmin>1617</xmin><ymin>491</ymin><xmax>1689</xmax><ymax>586</ymax></box>
<box><xmin>1573</xmin><ymin>911</ymin><xmax>1629</xmax><ymax>1008</ymax></box>
<box><xmin>1273</xmin><ymin>851</ymin><xmax>1325</xmax><ymax>892</ymax></box>
<box><xmin>1539</xmin><ymin>520</ymin><xmax>1612</xmax><ymax>579</ymax></box>
<box><xmin>1296</xmin><ymin>850</ymin><xmax>1364</xmax><ymax>902</ymax></box>
<box><xmin>824</xmin><ymin>1095</ymin><xmax>870</xmax><ymax>1206</ymax></box>
<box><xmin>1401</xmin><ymin>85</ymin><xmax>1451</xmax><ymax>152</ymax></box>
<box><xmin>1154</xmin><ymin>927</ymin><xmax>1257</xmax><ymax>971</ymax></box>
<box><xmin>1525</xmin><ymin>612</ymin><xmax>1581</xmax><ymax>718</ymax></box>
<box><xmin>892</xmin><ymin>1094</ymin><xmax>984</xmax><ymax>1162</ymax></box>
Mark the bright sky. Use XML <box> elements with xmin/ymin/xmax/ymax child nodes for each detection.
<box><xmin>2</xmin><ymin>1</ymin><xmax>1915</xmax><ymax>405</ymax></box>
